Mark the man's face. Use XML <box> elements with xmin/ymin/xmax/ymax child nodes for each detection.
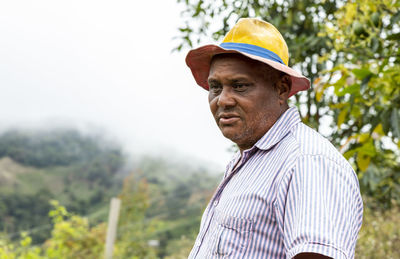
<box><xmin>208</xmin><ymin>54</ymin><xmax>285</xmax><ymax>151</ymax></box>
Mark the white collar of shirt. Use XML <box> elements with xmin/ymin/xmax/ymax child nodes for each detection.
<box><xmin>227</xmin><ymin>107</ymin><xmax>301</xmax><ymax>176</ymax></box>
<box><xmin>254</xmin><ymin>107</ymin><xmax>301</xmax><ymax>151</ymax></box>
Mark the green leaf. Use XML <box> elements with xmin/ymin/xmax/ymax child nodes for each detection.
<box><xmin>343</xmin><ymin>148</ymin><xmax>357</xmax><ymax>160</ymax></box>
<box><xmin>338</xmin><ymin>108</ymin><xmax>348</xmax><ymax>129</ymax></box>
<box><xmin>315</xmin><ymin>87</ymin><xmax>324</xmax><ymax>102</ymax></box>
<box><xmin>387</xmin><ymin>32</ymin><xmax>400</xmax><ymax>41</ymax></box>
<box><xmin>352</xmin><ymin>68</ymin><xmax>372</xmax><ymax>80</ymax></box>
<box><xmin>349</xmin><ymin>94</ymin><xmax>356</xmax><ymax>112</ymax></box>
<box><xmin>371</xmin><ymin>37</ymin><xmax>380</xmax><ymax>52</ymax></box>
<box><xmin>360</xmin><ymin>141</ymin><xmax>376</xmax><ymax>157</ymax></box>
<box><xmin>333</xmin><ymin>76</ymin><xmax>348</xmax><ymax>95</ymax></box>
<box><xmin>391</xmin><ymin>108</ymin><xmax>400</xmax><ymax>138</ymax></box>
<box><xmin>357</xmin><ymin>152</ymin><xmax>371</xmax><ymax>172</ymax></box>
<box><xmin>336</xmin><ymin>83</ymin><xmax>360</xmax><ymax>97</ymax></box>
<box><xmin>381</xmin><ymin>108</ymin><xmax>392</xmax><ymax>135</ymax></box>
<box><xmin>193</xmin><ymin>0</ymin><xmax>204</xmax><ymax>17</ymax></box>
<box><xmin>360</xmin><ymin>74</ymin><xmax>372</xmax><ymax>92</ymax></box>
<box><xmin>369</xmin><ymin>117</ymin><xmax>381</xmax><ymax>135</ymax></box>
<box><xmin>390</xmin><ymin>10</ymin><xmax>400</xmax><ymax>24</ymax></box>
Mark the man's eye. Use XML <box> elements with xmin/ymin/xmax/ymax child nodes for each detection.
<box><xmin>233</xmin><ymin>83</ymin><xmax>248</xmax><ymax>91</ymax></box>
<box><xmin>209</xmin><ymin>84</ymin><xmax>222</xmax><ymax>93</ymax></box>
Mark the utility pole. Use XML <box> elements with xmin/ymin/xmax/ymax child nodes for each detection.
<box><xmin>104</xmin><ymin>197</ymin><xmax>121</xmax><ymax>259</ymax></box>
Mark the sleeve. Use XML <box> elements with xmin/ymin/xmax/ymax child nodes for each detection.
<box><xmin>275</xmin><ymin>155</ymin><xmax>363</xmax><ymax>259</ymax></box>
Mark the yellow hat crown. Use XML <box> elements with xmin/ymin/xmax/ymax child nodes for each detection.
<box><xmin>221</xmin><ymin>18</ymin><xmax>289</xmax><ymax>66</ymax></box>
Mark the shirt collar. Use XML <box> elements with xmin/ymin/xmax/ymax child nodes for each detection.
<box><xmin>254</xmin><ymin>107</ymin><xmax>301</xmax><ymax>151</ymax></box>
<box><xmin>226</xmin><ymin>107</ymin><xmax>301</xmax><ymax>175</ymax></box>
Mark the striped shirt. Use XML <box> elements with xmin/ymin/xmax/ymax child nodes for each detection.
<box><xmin>188</xmin><ymin>107</ymin><xmax>363</xmax><ymax>259</ymax></box>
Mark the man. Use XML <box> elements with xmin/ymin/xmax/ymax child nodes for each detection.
<box><xmin>185</xmin><ymin>18</ymin><xmax>363</xmax><ymax>259</ymax></box>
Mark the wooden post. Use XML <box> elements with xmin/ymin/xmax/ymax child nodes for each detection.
<box><xmin>104</xmin><ymin>197</ymin><xmax>121</xmax><ymax>259</ymax></box>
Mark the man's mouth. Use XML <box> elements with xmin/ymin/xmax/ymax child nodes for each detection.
<box><xmin>218</xmin><ymin>113</ymin><xmax>240</xmax><ymax>125</ymax></box>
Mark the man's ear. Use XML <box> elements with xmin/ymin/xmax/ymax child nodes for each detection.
<box><xmin>275</xmin><ymin>74</ymin><xmax>291</xmax><ymax>104</ymax></box>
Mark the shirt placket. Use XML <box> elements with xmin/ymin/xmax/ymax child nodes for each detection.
<box><xmin>192</xmin><ymin>148</ymin><xmax>256</xmax><ymax>258</ymax></box>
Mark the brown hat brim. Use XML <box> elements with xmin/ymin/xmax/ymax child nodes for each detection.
<box><xmin>185</xmin><ymin>44</ymin><xmax>310</xmax><ymax>97</ymax></box>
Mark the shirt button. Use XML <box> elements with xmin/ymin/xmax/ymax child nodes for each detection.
<box><xmin>195</xmin><ymin>241</ymin><xmax>201</xmax><ymax>246</ymax></box>
<box><xmin>213</xmin><ymin>200</ymin><xmax>219</xmax><ymax>206</ymax></box>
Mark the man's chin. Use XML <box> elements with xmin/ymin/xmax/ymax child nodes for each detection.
<box><xmin>220</xmin><ymin>128</ymin><xmax>243</xmax><ymax>143</ymax></box>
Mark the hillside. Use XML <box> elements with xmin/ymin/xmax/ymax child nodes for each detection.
<box><xmin>0</xmin><ymin>157</ymin><xmax>36</xmax><ymax>185</ymax></box>
<box><xmin>0</xmin><ymin>128</ymin><xmax>222</xmax><ymax>258</ymax></box>
<box><xmin>0</xmin><ymin>129</ymin><xmax>125</xmax><ymax>242</ymax></box>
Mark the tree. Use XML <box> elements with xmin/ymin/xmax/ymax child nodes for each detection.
<box><xmin>317</xmin><ymin>0</ymin><xmax>400</xmax><ymax>208</ymax></box>
<box><xmin>0</xmin><ymin>200</ymin><xmax>106</xmax><ymax>259</ymax></box>
<box><xmin>175</xmin><ymin>0</ymin><xmax>400</xmax><ymax>208</ymax></box>
<box><xmin>43</xmin><ymin>200</ymin><xmax>106</xmax><ymax>259</ymax></box>
<box><xmin>114</xmin><ymin>172</ymin><xmax>158</xmax><ymax>259</ymax></box>
<box><xmin>0</xmin><ymin>189</ymin><xmax>53</xmax><ymax>243</ymax></box>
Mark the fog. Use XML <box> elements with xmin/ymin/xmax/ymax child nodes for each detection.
<box><xmin>0</xmin><ymin>0</ymin><xmax>233</xmax><ymax>170</ymax></box>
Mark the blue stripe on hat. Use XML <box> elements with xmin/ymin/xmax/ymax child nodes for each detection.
<box><xmin>220</xmin><ymin>42</ymin><xmax>285</xmax><ymax>65</ymax></box>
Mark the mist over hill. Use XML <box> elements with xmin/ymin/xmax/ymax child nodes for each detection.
<box><xmin>0</xmin><ymin>126</ymin><xmax>221</xmax><ymax>257</ymax></box>
<box><xmin>0</xmin><ymin>128</ymin><xmax>126</xmax><ymax>241</ymax></box>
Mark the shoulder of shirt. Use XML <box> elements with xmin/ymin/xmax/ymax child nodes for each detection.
<box><xmin>288</xmin><ymin>122</ymin><xmax>355</xmax><ymax>174</ymax></box>
<box><xmin>276</xmin><ymin>122</ymin><xmax>361</xmax><ymax>192</ymax></box>
<box><xmin>281</xmin><ymin>121</ymin><xmax>363</xmax><ymax>204</ymax></box>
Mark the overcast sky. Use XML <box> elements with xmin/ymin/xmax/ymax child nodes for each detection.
<box><xmin>0</xmin><ymin>0</ymin><xmax>234</xmax><ymax>170</ymax></box>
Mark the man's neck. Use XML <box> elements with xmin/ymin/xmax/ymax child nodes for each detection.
<box><xmin>238</xmin><ymin>105</ymin><xmax>290</xmax><ymax>154</ymax></box>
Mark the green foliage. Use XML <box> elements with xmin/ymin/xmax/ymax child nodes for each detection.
<box><xmin>0</xmin><ymin>147</ymin><xmax>219</xmax><ymax>258</ymax></box>
<box><xmin>115</xmin><ymin>158</ymin><xmax>219</xmax><ymax>258</ymax></box>
<box><xmin>132</xmin><ymin>157</ymin><xmax>218</xmax><ymax>257</ymax></box>
<box><xmin>0</xmin><ymin>189</ymin><xmax>53</xmax><ymax>242</ymax></box>
<box><xmin>137</xmin><ymin>156</ymin><xmax>218</xmax><ymax>219</ymax></box>
<box><xmin>43</xmin><ymin>200</ymin><xmax>105</xmax><ymax>259</ymax></box>
<box><xmin>0</xmin><ymin>128</ymin><xmax>124</xmax><ymax>243</ymax></box>
<box><xmin>114</xmin><ymin>173</ymin><xmax>158</xmax><ymax>259</ymax></box>
<box><xmin>0</xmin><ymin>168</ymin><xmax>201</xmax><ymax>259</ymax></box>
<box><xmin>317</xmin><ymin>0</ymin><xmax>400</xmax><ymax>208</ymax></box>
<box><xmin>0</xmin><ymin>232</ymin><xmax>43</xmax><ymax>259</ymax></box>
<box><xmin>0</xmin><ymin>201</ymin><xmax>105</xmax><ymax>259</ymax></box>
<box><xmin>164</xmin><ymin>235</ymin><xmax>196</xmax><ymax>259</ymax></box>
<box><xmin>356</xmin><ymin>199</ymin><xmax>400</xmax><ymax>258</ymax></box>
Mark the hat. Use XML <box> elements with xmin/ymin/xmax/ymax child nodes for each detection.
<box><xmin>185</xmin><ymin>18</ymin><xmax>310</xmax><ymax>97</ymax></box>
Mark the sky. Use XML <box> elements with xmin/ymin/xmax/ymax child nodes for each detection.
<box><xmin>0</xmin><ymin>0</ymin><xmax>234</xmax><ymax>170</ymax></box>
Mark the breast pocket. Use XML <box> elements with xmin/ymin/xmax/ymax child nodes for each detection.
<box><xmin>209</xmin><ymin>210</ymin><xmax>253</xmax><ymax>258</ymax></box>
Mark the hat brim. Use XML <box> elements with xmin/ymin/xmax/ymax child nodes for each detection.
<box><xmin>185</xmin><ymin>44</ymin><xmax>310</xmax><ymax>97</ymax></box>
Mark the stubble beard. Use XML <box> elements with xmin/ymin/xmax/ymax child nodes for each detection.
<box><xmin>226</xmin><ymin>112</ymin><xmax>275</xmax><ymax>150</ymax></box>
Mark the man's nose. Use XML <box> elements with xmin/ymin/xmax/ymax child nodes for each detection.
<box><xmin>217</xmin><ymin>87</ymin><xmax>236</xmax><ymax>108</ymax></box>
